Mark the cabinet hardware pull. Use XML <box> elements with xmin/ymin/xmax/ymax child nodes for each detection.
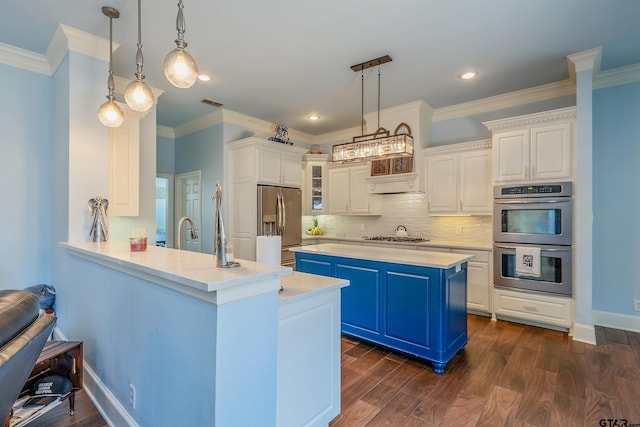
<box><xmin>522</xmin><ymin>305</ymin><xmax>538</xmax><ymax>311</ymax></box>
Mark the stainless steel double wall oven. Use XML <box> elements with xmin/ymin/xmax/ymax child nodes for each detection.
<box><xmin>493</xmin><ymin>182</ymin><xmax>573</xmax><ymax>296</ymax></box>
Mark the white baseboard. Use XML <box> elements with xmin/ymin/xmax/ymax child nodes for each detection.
<box><xmin>571</xmin><ymin>322</ymin><xmax>596</xmax><ymax>345</ymax></box>
<box><xmin>592</xmin><ymin>310</ymin><xmax>640</xmax><ymax>333</ymax></box>
<box><xmin>53</xmin><ymin>327</ymin><xmax>139</xmax><ymax>427</ymax></box>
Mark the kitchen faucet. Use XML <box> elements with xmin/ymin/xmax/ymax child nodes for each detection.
<box><xmin>177</xmin><ymin>216</ymin><xmax>198</xmax><ymax>250</ymax></box>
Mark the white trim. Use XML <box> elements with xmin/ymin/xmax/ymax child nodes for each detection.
<box><xmin>425</xmin><ymin>139</ymin><xmax>491</xmax><ymax>155</ymax></box>
<box><xmin>53</xmin><ymin>327</ymin><xmax>139</xmax><ymax>427</ymax></box>
<box><xmin>567</xmin><ymin>47</ymin><xmax>602</xmax><ymax>77</ymax></box>
<box><xmin>593</xmin><ymin>310</ymin><xmax>640</xmax><ymax>333</ymax></box>
<box><xmin>174</xmin><ymin>109</ymin><xmax>224</xmax><ymax>138</ymax></box>
<box><xmin>483</xmin><ymin>106</ymin><xmax>576</xmax><ymax>131</ymax></box>
<box><xmin>433</xmin><ymin>80</ymin><xmax>576</xmax><ymax>122</ymax></box>
<box><xmin>0</xmin><ymin>42</ymin><xmax>51</xmax><ymax>75</ymax></box>
<box><xmin>594</xmin><ymin>63</ymin><xmax>640</xmax><ymax>90</ymax></box>
<box><xmin>157</xmin><ymin>126</ymin><xmax>175</xmax><ymax>139</ymax></box>
<box><xmin>571</xmin><ymin>322</ymin><xmax>596</xmax><ymax>345</ymax></box>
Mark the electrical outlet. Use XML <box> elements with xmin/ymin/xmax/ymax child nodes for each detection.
<box><xmin>129</xmin><ymin>384</ymin><xmax>136</xmax><ymax>409</ymax></box>
<box><xmin>634</xmin><ymin>300</ymin><xmax>640</xmax><ymax>312</ymax></box>
<box><xmin>455</xmin><ymin>226</ymin><xmax>463</xmax><ymax>235</ymax></box>
<box><xmin>360</xmin><ymin>223</ymin><xmax>366</xmax><ymax>231</ymax></box>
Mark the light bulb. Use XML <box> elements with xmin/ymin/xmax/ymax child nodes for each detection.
<box><xmin>124</xmin><ymin>80</ymin><xmax>154</xmax><ymax>112</ymax></box>
<box><xmin>164</xmin><ymin>48</ymin><xmax>198</xmax><ymax>88</ymax></box>
<box><xmin>98</xmin><ymin>100</ymin><xmax>124</xmax><ymax>127</ymax></box>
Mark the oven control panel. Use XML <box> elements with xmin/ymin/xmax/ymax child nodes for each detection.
<box><xmin>495</xmin><ymin>182</ymin><xmax>572</xmax><ymax>198</ymax></box>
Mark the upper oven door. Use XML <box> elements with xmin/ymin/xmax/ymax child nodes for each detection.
<box><xmin>493</xmin><ymin>197</ymin><xmax>573</xmax><ymax>245</ymax></box>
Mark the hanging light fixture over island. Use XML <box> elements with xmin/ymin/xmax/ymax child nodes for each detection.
<box><xmin>332</xmin><ymin>55</ymin><xmax>414</xmax><ymax>163</ymax></box>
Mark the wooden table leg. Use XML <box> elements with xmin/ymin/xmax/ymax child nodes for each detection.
<box><xmin>68</xmin><ymin>392</ymin><xmax>76</xmax><ymax>415</ymax></box>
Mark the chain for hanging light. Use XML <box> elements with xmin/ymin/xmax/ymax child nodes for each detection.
<box><xmin>98</xmin><ymin>6</ymin><xmax>124</xmax><ymax>127</ymax></box>
<box><xmin>164</xmin><ymin>0</ymin><xmax>199</xmax><ymax>88</ymax></box>
<box><xmin>124</xmin><ymin>0</ymin><xmax>154</xmax><ymax>112</ymax></box>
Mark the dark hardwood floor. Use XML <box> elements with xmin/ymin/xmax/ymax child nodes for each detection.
<box><xmin>27</xmin><ymin>314</ymin><xmax>640</xmax><ymax>427</ymax></box>
<box><xmin>331</xmin><ymin>314</ymin><xmax>640</xmax><ymax>427</ymax></box>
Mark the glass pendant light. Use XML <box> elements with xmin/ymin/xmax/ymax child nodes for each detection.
<box><xmin>98</xmin><ymin>6</ymin><xmax>124</xmax><ymax>127</ymax></box>
<box><xmin>164</xmin><ymin>0</ymin><xmax>198</xmax><ymax>88</ymax></box>
<box><xmin>124</xmin><ymin>0</ymin><xmax>154</xmax><ymax>112</ymax></box>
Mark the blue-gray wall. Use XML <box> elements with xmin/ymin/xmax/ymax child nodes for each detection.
<box><xmin>175</xmin><ymin>123</ymin><xmax>224</xmax><ymax>254</ymax></box>
<box><xmin>156</xmin><ymin>134</ymin><xmax>175</xmax><ymax>174</ymax></box>
<box><xmin>0</xmin><ymin>63</ymin><xmax>52</xmax><ymax>288</ymax></box>
<box><xmin>593</xmin><ymin>81</ymin><xmax>640</xmax><ymax>316</ymax></box>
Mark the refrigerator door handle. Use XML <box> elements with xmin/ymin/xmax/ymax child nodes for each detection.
<box><xmin>281</xmin><ymin>192</ymin><xmax>286</xmax><ymax>234</ymax></box>
<box><xmin>276</xmin><ymin>192</ymin><xmax>284</xmax><ymax>236</ymax></box>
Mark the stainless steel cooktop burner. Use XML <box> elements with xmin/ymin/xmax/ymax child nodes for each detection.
<box><xmin>363</xmin><ymin>236</ymin><xmax>429</xmax><ymax>242</ymax></box>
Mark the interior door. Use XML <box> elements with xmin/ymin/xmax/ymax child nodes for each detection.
<box><xmin>176</xmin><ymin>171</ymin><xmax>201</xmax><ymax>252</ymax></box>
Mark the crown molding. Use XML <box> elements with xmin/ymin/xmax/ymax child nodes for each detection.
<box><xmin>483</xmin><ymin>106</ymin><xmax>576</xmax><ymax>131</ymax></box>
<box><xmin>0</xmin><ymin>42</ymin><xmax>51</xmax><ymax>75</ymax></box>
<box><xmin>157</xmin><ymin>126</ymin><xmax>175</xmax><ymax>139</ymax></box>
<box><xmin>174</xmin><ymin>109</ymin><xmax>224</xmax><ymax>138</ymax></box>
<box><xmin>425</xmin><ymin>139</ymin><xmax>492</xmax><ymax>155</ymax></box>
<box><xmin>47</xmin><ymin>24</ymin><xmax>117</xmax><ymax>75</ymax></box>
<box><xmin>567</xmin><ymin>47</ymin><xmax>602</xmax><ymax>77</ymax></box>
<box><xmin>594</xmin><ymin>63</ymin><xmax>640</xmax><ymax>90</ymax></box>
<box><xmin>433</xmin><ymin>80</ymin><xmax>576</xmax><ymax>122</ymax></box>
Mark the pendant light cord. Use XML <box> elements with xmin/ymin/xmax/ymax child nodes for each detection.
<box><xmin>107</xmin><ymin>15</ymin><xmax>115</xmax><ymax>99</ymax></box>
<box><xmin>361</xmin><ymin>69</ymin><xmax>364</xmax><ymax>136</ymax></box>
<box><xmin>377</xmin><ymin>65</ymin><xmax>381</xmax><ymax>130</ymax></box>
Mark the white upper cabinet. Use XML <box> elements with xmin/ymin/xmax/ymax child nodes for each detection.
<box><xmin>328</xmin><ymin>163</ymin><xmax>381</xmax><ymax>215</ymax></box>
<box><xmin>109</xmin><ymin>107</ymin><xmax>143</xmax><ymax>216</ymax></box>
<box><xmin>257</xmin><ymin>145</ymin><xmax>304</xmax><ymax>187</ymax></box>
<box><xmin>484</xmin><ymin>107</ymin><xmax>576</xmax><ymax>184</ymax></box>
<box><xmin>302</xmin><ymin>154</ymin><xmax>329</xmax><ymax>215</ymax></box>
<box><xmin>426</xmin><ymin>140</ymin><xmax>492</xmax><ymax>215</ymax></box>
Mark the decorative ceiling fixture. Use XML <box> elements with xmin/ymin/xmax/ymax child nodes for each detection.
<box><xmin>460</xmin><ymin>70</ymin><xmax>478</xmax><ymax>80</ymax></box>
<box><xmin>97</xmin><ymin>6</ymin><xmax>124</xmax><ymax>128</ymax></box>
<box><xmin>332</xmin><ymin>55</ymin><xmax>414</xmax><ymax>162</ymax></box>
<box><xmin>164</xmin><ymin>0</ymin><xmax>199</xmax><ymax>88</ymax></box>
<box><xmin>124</xmin><ymin>0</ymin><xmax>154</xmax><ymax>112</ymax></box>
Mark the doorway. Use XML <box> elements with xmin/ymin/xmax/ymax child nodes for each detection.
<box><xmin>156</xmin><ymin>174</ymin><xmax>174</xmax><ymax>247</ymax></box>
<box><xmin>175</xmin><ymin>170</ymin><xmax>202</xmax><ymax>252</ymax></box>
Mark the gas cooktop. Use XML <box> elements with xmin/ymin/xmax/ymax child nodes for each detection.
<box><xmin>363</xmin><ymin>236</ymin><xmax>429</xmax><ymax>243</ymax></box>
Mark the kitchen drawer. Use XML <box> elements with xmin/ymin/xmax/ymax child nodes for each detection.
<box><xmin>493</xmin><ymin>288</ymin><xmax>572</xmax><ymax>328</ymax></box>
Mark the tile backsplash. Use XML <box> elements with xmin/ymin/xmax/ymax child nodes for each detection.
<box><xmin>303</xmin><ymin>192</ymin><xmax>492</xmax><ymax>243</ymax></box>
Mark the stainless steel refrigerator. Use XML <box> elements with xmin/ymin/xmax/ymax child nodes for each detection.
<box><xmin>257</xmin><ymin>185</ymin><xmax>302</xmax><ymax>268</ymax></box>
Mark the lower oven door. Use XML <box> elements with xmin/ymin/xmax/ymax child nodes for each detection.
<box><xmin>493</xmin><ymin>243</ymin><xmax>572</xmax><ymax>296</ymax></box>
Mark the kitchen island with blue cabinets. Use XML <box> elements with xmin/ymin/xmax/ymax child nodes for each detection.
<box><xmin>291</xmin><ymin>243</ymin><xmax>473</xmax><ymax>373</ymax></box>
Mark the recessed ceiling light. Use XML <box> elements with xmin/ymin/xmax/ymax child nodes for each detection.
<box><xmin>198</xmin><ymin>74</ymin><xmax>211</xmax><ymax>82</ymax></box>
<box><xmin>307</xmin><ymin>114</ymin><xmax>320</xmax><ymax>121</ymax></box>
<box><xmin>460</xmin><ymin>71</ymin><xmax>477</xmax><ymax>80</ymax></box>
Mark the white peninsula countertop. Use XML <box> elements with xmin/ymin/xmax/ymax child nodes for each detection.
<box><xmin>291</xmin><ymin>243</ymin><xmax>473</xmax><ymax>269</ymax></box>
<box><xmin>61</xmin><ymin>240</ymin><xmax>292</xmax><ymax>303</ymax></box>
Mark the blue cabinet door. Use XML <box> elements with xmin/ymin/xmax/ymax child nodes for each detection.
<box><xmin>296</xmin><ymin>256</ymin><xmax>332</xmax><ymax>276</ymax></box>
<box><xmin>336</xmin><ymin>263</ymin><xmax>381</xmax><ymax>337</ymax></box>
<box><xmin>384</xmin><ymin>270</ymin><xmax>433</xmax><ymax>350</ymax></box>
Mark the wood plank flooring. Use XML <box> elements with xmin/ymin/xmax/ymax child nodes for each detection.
<box><xmin>27</xmin><ymin>315</ymin><xmax>640</xmax><ymax>427</ymax></box>
<box><xmin>331</xmin><ymin>315</ymin><xmax>640</xmax><ymax>427</ymax></box>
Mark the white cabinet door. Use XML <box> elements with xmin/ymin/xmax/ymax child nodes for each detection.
<box><xmin>530</xmin><ymin>122</ymin><xmax>572</xmax><ymax>180</ymax></box>
<box><xmin>349</xmin><ymin>165</ymin><xmax>373</xmax><ymax>214</ymax></box>
<box><xmin>257</xmin><ymin>149</ymin><xmax>282</xmax><ymax>184</ymax></box>
<box><xmin>328</xmin><ymin>167</ymin><xmax>349</xmax><ymax>214</ymax></box>
<box><xmin>492</xmin><ymin>129</ymin><xmax>529</xmax><ymax>183</ymax></box>
<box><xmin>459</xmin><ymin>150</ymin><xmax>491</xmax><ymax>214</ymax></box>
<box><xmin>281</xmin><ymin>152</ymin><xmax>303</xmax><ymax>187</ymax></box>
<box><xmin>428</xmin><ymin>154</ymin><xmax>458</xmax><ymax>212</ymax></box>
<box><xmin>109</xmin><ymin>113</ymin><xmax>140</xmax><ymax>216</ymax></box>
<box><xmin>466</xmin><ymin>261</ymin><xmax>490</xmax><ymax>313</ymax></box>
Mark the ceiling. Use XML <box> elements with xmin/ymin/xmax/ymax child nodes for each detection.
<box><xmin>3</xmin><ymin>0</ymin><xmax>640</xmax><ymax>135</ymax></box>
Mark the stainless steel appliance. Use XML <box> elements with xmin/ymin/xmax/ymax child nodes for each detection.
<box><xmin>493</xmin><ymin>182</ymin><xmax>573</xmax><ymax>296</ymax></box>
<box><xmin>257</xmin><ymin>185</ymin><xmax>302</xmax><ymax>268</ymax></box>
<box><xmin>493</xmin><ymin>182</ymin><xmax>572</xmax><ymax>246</ymax></box>
<box><xmin>493</xmin><ymin>243</ymin><xmax>572</xmax><ymax>295</ymax></box>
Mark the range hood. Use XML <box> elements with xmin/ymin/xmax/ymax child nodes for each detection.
<box><xmin>365</xmin><ymin>171</ymin><xmax>424</xmax><ymax>194</ymax></box>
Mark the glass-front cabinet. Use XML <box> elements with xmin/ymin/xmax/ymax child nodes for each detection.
<box><xmin>302</xmin><ymin>154</ymin><xmax>329</xmax><ymax>215</ymax></box>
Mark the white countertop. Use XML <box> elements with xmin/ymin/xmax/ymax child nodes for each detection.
<box><xmin>61</xmin><ymin>241</ymin><xmax>292</xmax><ymax>293</ymax></box>
<box><xmin>291</xmin><ymin>243</ymin><xmax>473</xmax><ymax>269</ymax></box>
<box><xmin>301</xmin><ymin>235</ymin><xmax>492</xmax><ymax>251</ymax></box>
<box><xmin>279</xmin><ymin>271</ymin><xmax>349</xmax><ymax>304</ymax></box>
